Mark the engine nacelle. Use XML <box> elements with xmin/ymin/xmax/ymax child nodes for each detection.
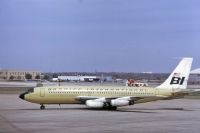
<box><xmin>86</xmin><ymin>100</ymin><xmax>104</xmax><ymax>108</ymax></box>
<box><xmin>111</xmin><ymin>99</ymin><xmax>130</xmax><ymax>107</ymax></box>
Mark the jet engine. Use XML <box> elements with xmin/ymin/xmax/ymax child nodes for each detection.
<box><xmin>111</xmin><ymin>99</ymin><xmax>134</xmax><ymax>107</ymax></box>
<box><xmin>86</xmin><ymin>100</ymin><xmax>104</xmax><ymax>108</ymax></box>
<box><xmin>111</xmin><ymin>99</ymin><xmax>130</xmax><ymax>107</ymax></box>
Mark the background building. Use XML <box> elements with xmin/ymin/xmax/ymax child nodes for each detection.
<box><xmin>189</xmin><ymin>68</ymin><xmax>200</xmax><ymax>84</ymax></box>
<box><xmin>0</xmin><ymin>69</ymin><xmax>41</xmax><ymax>81</ymax></box>
<box><xmin>57</xmin><ymin>76</ymin><xmax>101</xmax><ymax>82</ymax></box>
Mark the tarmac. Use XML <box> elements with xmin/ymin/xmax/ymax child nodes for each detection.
<box><xmin>0</xmin><ymin>94</ymin><xmax>200</xmax><ymax>133</ymax></box>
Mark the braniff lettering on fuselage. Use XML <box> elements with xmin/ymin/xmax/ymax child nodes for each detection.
<box><xmin>19</xmin><ymin>58</ymin><xmax>193</xmax><ymax>110</ymax></box>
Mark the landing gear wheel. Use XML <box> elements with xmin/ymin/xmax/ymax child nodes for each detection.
<box><xmin>103</xmin><ymin>103</ymin><xmax>109</xmax><ymax>109</ymax></box>
<box><xmin>110</xmin><ymin>106</ymin><xmax>117</xmax><ymax>110</ymax></box>
<box><xmin>40</xmin><ymin>104</ymin><xmax>45</xmax><ymax>110</ymax></box>
<box><xmin>129</xmin><ymin>101</ymin><xmax>135</xmax><ymax>105</ymax></box>
<box><xmin>106</xmin><ymin>106</ymin><xmax>117</xmax><ymax>110</ymax></box>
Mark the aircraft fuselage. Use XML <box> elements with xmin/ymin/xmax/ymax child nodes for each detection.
<box><xmin>20</xmin><ymin>85</ymin><xmax>184</xmax><ymax>105</ymax></box>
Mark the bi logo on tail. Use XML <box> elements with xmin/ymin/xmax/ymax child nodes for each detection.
<box><xmin>170</xmin><ymin>77</ymin><xmax>185</xmax><ymax>85</ymax></box>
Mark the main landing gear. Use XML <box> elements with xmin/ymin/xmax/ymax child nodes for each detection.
<box><xmin>40</xmin><ymin>104</ymin><xmax>45</xmax><ymax>110</ymax></box>
<box><xmin>109</xmin><ymin>106</ymin><xmax>117</xmax><ymax>110</ymax></box>
<box><xmin>103</xmin><ymin>103</ymin><xmax>117</xmax><ymax>110</ymax></box>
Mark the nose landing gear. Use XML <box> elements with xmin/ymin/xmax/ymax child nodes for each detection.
<box><xmin>40</xmin><ymin>104</ymin><xmax>45</xmax><ymax>110</ymax></box>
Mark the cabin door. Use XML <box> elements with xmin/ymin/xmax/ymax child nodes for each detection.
<box><xmin>155</xmin><ymin>89</ymin><xmax>159</xmax><ymax>96</ymax></box>
<box><xmin>40</xmin><ymin>88</ymin><xmax>45</xmax><ymax>97</ymax></box>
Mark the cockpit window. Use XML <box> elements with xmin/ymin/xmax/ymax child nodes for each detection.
<box><xmin>27</xmin><ymin>88</ymin><xmax>34</xmax><ymax>93</ymax></box>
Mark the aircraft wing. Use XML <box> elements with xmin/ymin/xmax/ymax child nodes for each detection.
<box><xmin>75</xmin><ymin>96</ymin><xmax>103</xmax><ymax>104</ymax></box>
<box><xmin>75</xmin><ymin>96</ymin><xmax>146</xmax><ymax>104</ymax></box>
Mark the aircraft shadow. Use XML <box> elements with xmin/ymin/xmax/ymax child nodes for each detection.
<box><xmin>19</xmin><ymin>108</ymin><xmax>156</xmax><ymax>113</ymax></box>
<box><xmin>120</xmin><ymin>107</ymin><xmax>193</xmax><ymax>112</ymax></box>
<box><xmin>19</xmin><ymin>107</ymin><xmax>193</xmax><ymax>113</ymax></box>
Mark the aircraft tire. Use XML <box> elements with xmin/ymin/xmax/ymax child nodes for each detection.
<box><xmin>107</xmin><ymin>106</ymin><xmax>117</xmax><ymax>110</ymax></box>
<box><xmin>129</xmin><ymin>101</ymin><xmax>135</xmax><ymax>105</ymax></box>
<box><xmin>40</xmin><ymin>105</ymin><xmax>45</xmax><ymax>110</ymax></box>
<box><xmin>110</xmin><ymin>106</ymin><xmax>117</xmax><ymax>110</ymax></box>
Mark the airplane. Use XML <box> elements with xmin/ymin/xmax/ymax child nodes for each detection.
<box><xmin>19</xmin><ymin>58</ymin><xmax>197</xmax><ymax>110</ymax></box>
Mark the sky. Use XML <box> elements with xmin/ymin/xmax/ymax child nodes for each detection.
<box><xmin>0</xmin><ymin>0</ymin><xmax>200</xmax><ymax>73</ymax></box>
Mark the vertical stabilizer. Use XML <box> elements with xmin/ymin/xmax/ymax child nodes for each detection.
<box><xmin>157</xmin><ymin>58</ymin><xmax>193</xmax><ymax>89</ymax></box>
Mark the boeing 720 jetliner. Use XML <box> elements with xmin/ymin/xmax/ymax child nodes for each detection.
<box><xmin>19</xmin><ymin>58</ymin><xmax>196</xmax><ymax>110</ymax></box>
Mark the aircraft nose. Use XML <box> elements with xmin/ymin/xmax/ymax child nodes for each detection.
<box><xmin>19</xmin><ymin>93</ymin><xmax>25</xmax><ymax>100</ymax></box>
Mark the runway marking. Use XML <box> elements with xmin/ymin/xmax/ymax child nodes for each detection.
<box><xmin>0</xmin><ymin>114</ymin><xmax>25</xmax><ymax>133</ymax></box>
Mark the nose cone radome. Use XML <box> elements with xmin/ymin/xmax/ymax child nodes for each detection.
<box><xmin>19</xmin><ymin>93</ymin><xmax>25</xmax><ymax>100</ymax></box>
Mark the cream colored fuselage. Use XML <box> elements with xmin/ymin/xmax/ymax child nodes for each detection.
<box><xmin>24</xmin><ymin>85</ymin><xmax>182</xmax><ymax>105</ymax></box>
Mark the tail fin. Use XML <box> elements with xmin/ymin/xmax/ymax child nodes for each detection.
<box><xmin>157</xmin><ymin>58</ymin><xmax>193</xmax><ymax>89</ymax></box>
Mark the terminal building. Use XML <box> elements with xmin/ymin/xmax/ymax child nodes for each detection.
<box><xmin>57</xmin><ymin>76</ymin><xmax>101</xmax><ymax>82</ymax></box>
<box><xmin>0</xmin><ymin>69</ymin><xmax>41</xmax><ymax>80</ymax></box>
